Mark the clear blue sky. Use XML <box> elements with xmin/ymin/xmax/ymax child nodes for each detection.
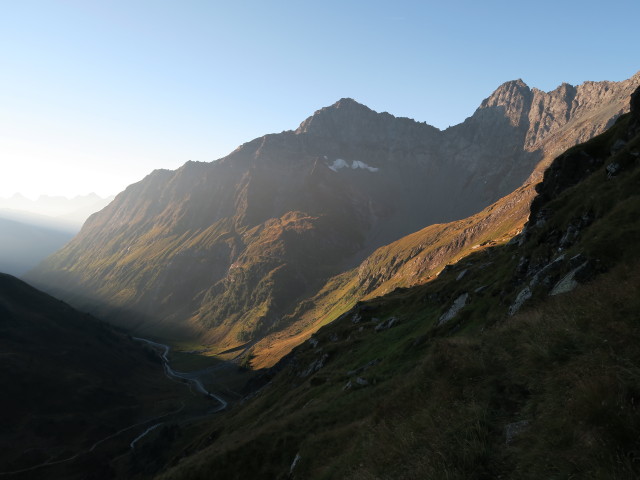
<box><xmin>1</xmin><ymin>0</ymin><xmax>638</xmax><ymax>198</ymax></box>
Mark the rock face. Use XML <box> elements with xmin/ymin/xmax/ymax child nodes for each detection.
<box><xmin>28</xmin><ymin>74</ymin><xmax>640</xmax><ymax>349</ymax></box>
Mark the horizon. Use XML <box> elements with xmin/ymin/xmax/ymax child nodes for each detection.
<box><xmin>2</xmin><ymin>0</ymin><xmax>638</xmax><ymax>198</ymax></box>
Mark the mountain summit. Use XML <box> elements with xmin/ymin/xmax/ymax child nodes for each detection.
<box><xmin>28</xmin><ymin>73</ymin><xmax>640</xmax><ymax>353</ymax></box>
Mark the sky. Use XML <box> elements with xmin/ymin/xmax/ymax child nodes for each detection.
<box><xmin>1</xmin><ymin>0</ymin><xmax>638</xmax><ymax>199</ymax></box>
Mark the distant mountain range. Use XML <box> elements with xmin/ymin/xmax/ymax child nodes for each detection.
<box><xmin>0</xmin><ymin>192</ymin><xmax>114</xmax><ymax>230</ymax></box>
<box><xmin>0</xmin><ymin>193</ymin><xmax>113</xmax><ymax>276</ymax></box>
<box><xmin>0</xmin><ymin>217</ymin><xmax>74</xmax><ymax>277</ymax></box>
<box><xmin>28</xmin><ymin>72</ymin><xmax>640</xmax><ymax>360</ymax></box>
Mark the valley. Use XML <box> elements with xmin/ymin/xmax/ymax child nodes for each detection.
<box><xmin>3</xmin><ymin>1</ymin><xmax>640</xmax><ymax>478</ymax></box>
<box><xmin>0</xmin><ymin>274</ymin><xmax>251</xmax><ymax>479</ymax></box>
<box><xmin>3</xmin><ymin>73</ymin><xmax>640</xmax><ymax>479</ymax></box>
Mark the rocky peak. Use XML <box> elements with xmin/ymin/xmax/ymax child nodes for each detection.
<box><xmin>294</xmin><ymin>97</ymin><xmax>440</xmax><ymax>154</ymax></box>
<box><xmin>478</xmin><ymin>79</ymin><xmax>533</xmax><ymax>128</ymax></box>
<box><xmin>481</xmin><ymin>79</ymin><xmax>532</xmax><ymax>105</ymax></box>
<box><xmin>294</xmin><ymin>98</ymin><xmax>377</xmax><ymax>135</ymax></box>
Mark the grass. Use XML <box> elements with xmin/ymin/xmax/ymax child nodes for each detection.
<box><xmin>151</xmin><ymin>259</ymin><xmax>640</xmax><ymax>480</ymax></box>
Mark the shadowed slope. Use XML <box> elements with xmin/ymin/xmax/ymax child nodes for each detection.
<box><xmin>0</xmin><ymin>274</ymin><xmax>189</xmax><ymax>478</ymax></box>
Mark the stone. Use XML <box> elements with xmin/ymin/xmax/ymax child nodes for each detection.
<box><xmin>606</xmin><ymin>162</ymin><xmax>621</xmax><ymax>178</ymax></box>
<box><xmin>559</xmin><ymin>224</ymin><xmax>580</xmax><ymax>248</ymax></box>
<box><xmin>343</xmin><ymin>376</ymin><xmax>369</xmax><ymax>391</ymax></box>
<box><xmin>529</xmin><ymin>255</ymin><xmax>565</xmax><ymax>287</ymax></box>
<box><xmin>438</xmin><ymin>293</ymin><xmax>469</xmax><ymax>325</ymax></box>
<box><xmin>289</xmin><ymin>453</ymin><xmax>301</xmax><ymax>475</ymax></box>
<box><xmin>509</xmin><ymin>287</ymin><xmax>532</xmax><ymax>316</ymax></box>
<box><xmin>355</xmin><ymin>377</ymin><xmax>369</xmax><ymax>386</ymax></box>
<box><xmin>550</xmin><ymin>261</ymin><xmax>588</xmax><ymax>296</ymax></box>
<box><xmin>375</xmin><ymin>317</ymin><xmax>399</xmax><ymax>332</ymax></box>
<box><xmin>505</xmin><ymin>420</ymin><xmax>530</xmax><ymax>444</ymax></box>
<box><xmin>299</xmin><ymin>353</ymin><xmax>329</xmax><ymax>378</ymax></box>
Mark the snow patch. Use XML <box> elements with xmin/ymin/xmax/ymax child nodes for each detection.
<box><xmin>329</xmin><ymin>158</ymin><xmax>379</xmax><ymax>172</ymax></box>
<box><xmin>329</xmin><ymin>158</ymin><xmax>349</xmax><ymax>171</ymax></box>
<box><xmin>351</xmin><ymin>160</ymin><xmax>379</xmax><ymax>172</ymax></box>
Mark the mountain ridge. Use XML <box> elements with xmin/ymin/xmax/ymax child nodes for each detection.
<box><xmin>150</xmin><ymin>86</ymin><xmax>640</xmax><ymax>479</ymax></box>
<box><xmin>27</xmin><ymin>72</ymin><xmax>640</xmax><ymax>356</ymax></box>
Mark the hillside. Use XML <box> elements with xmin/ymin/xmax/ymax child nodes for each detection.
<box><xmin>249</xmin><ymin>180</ymin><xmax>534</xmax><ymax>367</ymax></box>
<box><xmin>28</xmin><ymin>73</ymin><xmax>639</xmax><ymax>355</ymax></box>
<box><xmin>0</xmin><ymin>274</ymin><xmax>207</xmax><ymax>479</ymax></box>
<box><xmin>151</xmin><ymin>85</ymin><xmax>640</xmax><ymax>479</ymax></box>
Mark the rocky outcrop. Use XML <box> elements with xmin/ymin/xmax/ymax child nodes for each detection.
<box><xmin>438</xmin><ymin>293</ymin><xmax>469</xmax><ymax>325</ymax></box>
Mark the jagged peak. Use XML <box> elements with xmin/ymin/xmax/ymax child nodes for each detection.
<box><xmin>330</xmin><ymin>97</ymin><xmax>370</xmax><ymax>109</ymax></box>
<box><xmin>486</xmin><ymin>78</ymin><xmax>530</xmax><ymax>98</ymax></box>
<box><xmin>493</xmin><ymin>78</ymin><xmax>531</xmax><ymax>93</ymax></box>
<box><xmin>298</xmin><ymin>97</ymin><xmax>376</xmax><ymax>125</ymax></box>
<box><xmin>506</xmin><ymin>78</ymin><xmax>528</xmax><ymax>88</ymax></box>
<box><xmin>295</xmin><ymin>97</ymin><xmax>386</xmax><ymax>136</ymax></box>
<box><xmin>479</xmin><ymin>78</ymin><xmax>533</xmax><ymax>112</ymax></box>
<box><xmin>294</xmin><ymin>97</ymin><xmax>436</xmax><ymax>138</ymax></box>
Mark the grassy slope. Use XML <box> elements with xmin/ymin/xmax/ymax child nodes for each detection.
<box><xmin>154</xmin><ymin>109</ymin><xmax>640</xmax><ymax>478</ymax></box>
<box><xmin>248</xmin><ymin>175</ymin><xmax>536</xmax><ymax>368</ymax></box>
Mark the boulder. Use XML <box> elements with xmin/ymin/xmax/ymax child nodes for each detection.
<box><xmin>438</xmin><ymin>293</ymin><xmax>469</xmax><ymax>325</ymax></box>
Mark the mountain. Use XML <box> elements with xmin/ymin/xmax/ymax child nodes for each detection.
<box><xmin>27</xmin><ymin>73</ymin><xmax>640</xmax><ymax>354</ymax></box>
<box><xmin>151</xmin><ymin>85</ymin><xmax>640</xmax><ymax>480</ymax></box>
<box><xmin>0</xmin><ymin>273</ymin><xmax>193</xmax><ymax>479</ymax></box>
<box><xmin>0</xmin><ymin>216</ymin><xmax>74</xmax><ymax>276</ymax></box>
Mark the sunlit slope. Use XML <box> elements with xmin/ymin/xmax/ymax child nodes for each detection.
<box><xmin>249</xmin><ymin>179</ymin><xmax>535</xmax><ymax>367</ymax></box>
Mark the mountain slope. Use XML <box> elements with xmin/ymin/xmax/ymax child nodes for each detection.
<box><xmin>28</xmin><ymin>73</ymin><xmax>640</xmax><ymax>352</ymax></box>
<box><xmin>249</xmin><ymin>180</ymin><xmax>534</xmax><ymax>367</ymax></box>
<box><xmin>0</xmin><ymin>274</ymin><xmax>190</xmax><ymax>478</ymax></box>
<box><xmin>152</xmin><ymin>85</ymin><xmax>640</xmax><ymax>480</ymax></box>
